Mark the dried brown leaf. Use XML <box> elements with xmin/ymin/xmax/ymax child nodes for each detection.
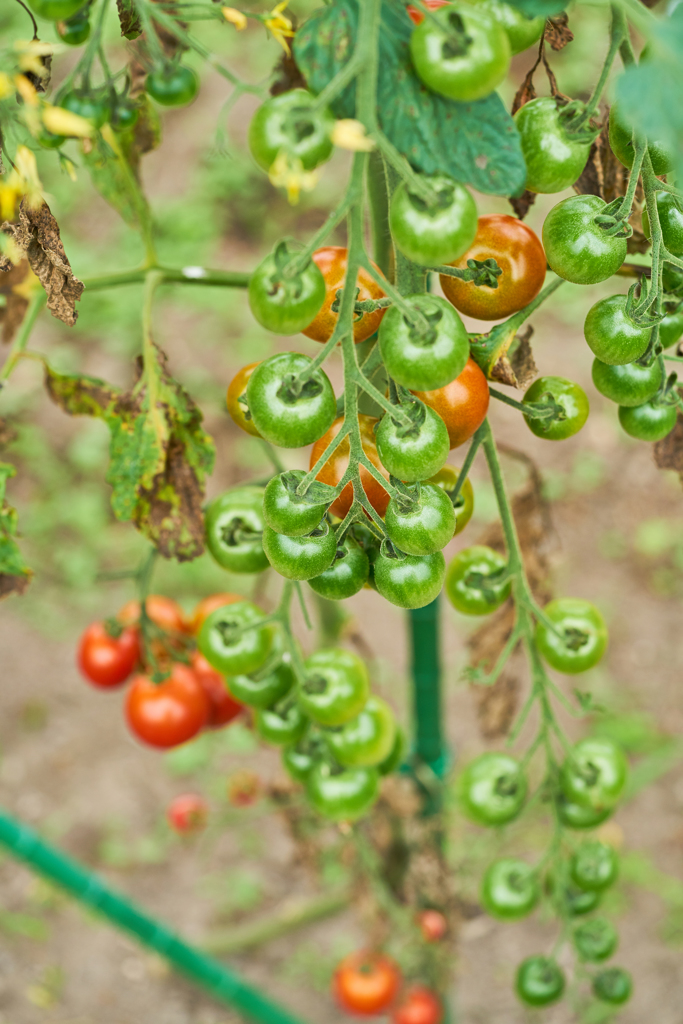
<box><xmin>0</xmin><ymin>260</ymin><xmax>32</xmax><ymax>344</ymax></box>
<box><xmin>475</xmin><ymin>663</ymin><xmax>522</xmax><ymax>739</ymax></box>
<box><xmin>2</xmin><ymin>200</ymin><xmax>83</xmax><ymax>327</ymax></box>
<box><xmin>654</xmin><ymin>413</ymin><xmax>683</xmax><ymax>485</ymax></box>
<box><xmin>490</xmin><ymin>327</ymin><xmax>537</xmax><ymax>388</ymax></box>
<box><xmin>544</xmin><ymin>13</ymin><xmax>573</xmax><ymax>51</ymax></box>
<box><xmin>270</xmin><ymin>50</ymin><xmax>308</xmax><ymax>96</ymax></box>
<box><xmin>508</xmin><ymin>189</ymin><xmax>537</xmax><ymax>220</ymax></box>
<box><xmin>512</xmin><ymin>70</ymin><xmax>537</xmax><ymax>116</ymax></box>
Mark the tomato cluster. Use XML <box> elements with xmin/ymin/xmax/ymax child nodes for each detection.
<box><xmin>333</xmin><ymin>951</ymin><xmax>442</xmax><ymax>1024</ymax></box>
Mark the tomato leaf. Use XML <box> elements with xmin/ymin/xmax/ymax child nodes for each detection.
<box><xmin>43</xmin><ymin>348</ymin><xmax>215</xmax><ymax>561</ymax></box>
<box><xmin>80</xmin><ymin>126</ymin><xmax>151</xmax><ymax>229</ymax></box>
<box><xmin>504</xmin><ymin>0</ymin><xmax>566</xmax><ymax>18</ymax></box>
<box><xmin>0</xmin><ymin>462</ymin><xmax>32</xmax><ymax>599</ymax></box>
<box><xmin>294</xmin><ymin>0</ymin><xmax>526</xmax><ymax>196</ymax></box>
<box><xmin>116</xmin><ymin>0</ymin><xmax>142</xmax><ymax>39</ymax></box>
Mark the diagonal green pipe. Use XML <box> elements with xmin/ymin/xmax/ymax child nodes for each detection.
<box><xmin>0</xmin><ymin>807</ymin><xmax>307</xmax><ymax>1024</ymax></box>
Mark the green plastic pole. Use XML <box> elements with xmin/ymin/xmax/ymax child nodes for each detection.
<box><xmin>0</xmin><ymin>807</ymin><xmax>307</xmax><ymax>1024</ymax></box>
<box><xmin>409</xmin><ymin>597</ymin><xmax>447</xmax><ymax>776</ymax></box>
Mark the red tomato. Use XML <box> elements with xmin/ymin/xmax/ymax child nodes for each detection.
<box><xmin>77</xmin><ymin>621</ymin><xmax>140</xmax><ymax>689</ymax></box>
<box><xmin>417</xmin><ymin>909</ymin><xmax>448</xmax><ymax>942</ymax></box>
<box><xmin>407</xmin><ymin>0</ymin><xmax>451</xmax><ymax>26</ymax></box>
<box><xmin>226</xmin><ymin>362</ymin><xmax>262</xmax><ymax>438</ymax></box>
<box><xmin>191</xmin><ymin>651</ymin><xmax>243</xmax><ymax>728</ymax></box>
<box><xmin>167</xmin><ymin>793</ymin><xmax>209</xmax><ymax>834</ymax></box>
<box><xmin>392</xmin><ymin>988</ymin><xmax>442</xmax><ymax>1024</ymax></box>
<box><xmin>310</xmin><ymin>414</ymin><xmax>390</xmax><ymax>519</ymax></box>
<box><xmin>190</xmin><ymin>593</ymin><xmax>243</xmax><ymax>635</ymax></box>
<box><xmin>227</xmin><ymin>769</ymin><xmax>262</xmax><ymax>807</ymax></box>
<box><xmin>412</xmin><ymin>357</ymin><xmax>490</xmax><ymax>448</ymax></box>
<box><xmin>303</xmin><ymin>247</ymin><xmax>387</xmax><ymax>345</ymax></box>
<box><xmin>125</xmin><ymin>663</ymin><xmax>209</xmax><ymax>749</ymax></box>
<box><xmin>440</xmin><ymin>215</ymin><xmax>546</xmax><ymax>321</ymax></box>
<box><xmin>334</xmin><ymin>951</ymin><xmax>402</xmax><ymax>1016</ymax></box>
<box><xmin>118</xmin><ymin>595</ymin><xmax>190</xmax><ymax>634</ymax></box>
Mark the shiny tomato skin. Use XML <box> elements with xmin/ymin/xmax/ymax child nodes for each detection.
<box><xmin>310</xmin><ymin>415</ymin><xmax>390</xmax><ymax>518</ymax></box>
<box><xmin>392</xmin><ymin>987</ymin><xmax>442</xmax><ymax>1024</ymax></box>
<box><xmin>407</xmin><ymin>0</ymin><xmax>450</xmax><ymax>25</ymax></box>
<box><xmin>78</xmin><ymin>621</ymin><xmax>140</xmax><ymax>688</ymax></box>
<box><xmin>167</xmin><ymin>793</ymin><xmax>208</xmax><ymax>834</ymax></box>
<box><xmin>333</xmin><ymin>951</ymin><xmax>401</xmax><ymax>1015</ymax></box>
<box><xmin>190</xmin><ymin>593</ymin><xmax>243</xmax><ymax>635</ymax></box>
<box><xmin>412</xmin><ymin>357</ymin><xmax>490</xmax><ymax>449</ymax></box>
<box><xmin>440</xmin><ymin>215</ymin><xmax>546</xmax><ymax>321</ymax></box>
<box><xmin>303</xmin><ymin>248</ymin><xmax>386</xmax><ymax>344</ymax></box>
<box><xmin>191</xmin><ymin>651</ymin><xmax>243</xmax><ymax>728</ymax></box>
<box><xmin>125</xmin><ymin>664</ymin><xmax>209</xmax><ymax>749</ymax></box>
<box><xmin>118</xmin><ymin>595</ymin><xmax>190</xmax><ymax>634</ymax></box>
<box><xmin>227</xmin><ymin>362</ymin><xmax>262</xmax><ymax>438</ymax></box>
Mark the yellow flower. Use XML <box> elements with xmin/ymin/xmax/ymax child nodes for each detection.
<box><xmin>263</xmin><ymin>1</ymin><xmax>295</xmax><ymax>54</ymax></box>
<box><xmin>13</xmin><ymin>74</ymin><xmax>38</xmax><ymax>106</ymax></box>
<box><xmin>42</xmin><ymin>104</ymin><xmax>93</xmax><ymax>138</ymax></box>
<box><xmin>222</xmin><ymin>6</ymin><xmax>247</xmax><ymax>29</ymax></box>
<box><xmin>0</xmin><ymin>73</ymin><xmax>13</xmax><ymax>101</ymax></box>
<box><xmin>331</xmin><ymin>119</ymin><xmax>375</xmax><ymax>152</ymax></box>
<box><xmin>268</xmin><ymin>151</ymin><xmax>318</xmax><ymax>205</ymax></box>
<box><xmin>0</xmin><ymin>146</ymin><xmax>44</xmax><ymax>220</ymax></box>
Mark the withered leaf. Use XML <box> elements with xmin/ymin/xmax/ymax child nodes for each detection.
<box><xmin>544</xmin><ymin>13</ymin><xmax>573</xmax><ymax>51</ymax></box>
<box><xmin>508</xmin><ymin>189</ymin><xmax>537</xmax><ymax>220</ymax></box>
<box><xmin>0</xmin><ymin>260</ymin><xmax>33</xmax><ymax>344</ymax></box>
<box><xmin>270</xmin><ymin>50</ymin><xmax>307</xmax><ymax>96</ymax></box>
<box><xmin>512</xmin><ymin>70</ymin><xmax>537</xmax><ymax>116</ymax></box>
<box><xmin>116</xmin><ymin>0</ymin><xmax>142</xmax><ymax>38</ymax></box>
<box><xmin>81</xmin><ymin>127</ymin><xmax>151</xmax><ymax>227</ymax></box>
<box><xmin>654</xmin><ymin>412</ymin><xmax>683</xmax><ymax>485</ymax></box>
<box><xmin>44</xmin><ymin>345</ymin><xmax>215</xmax><ymax>560</ymax></box>
<box><xmin>0</xmin><ymin>419</ymin><xmax>17</xmax><ymax>450</ymax></box>
<box><xmin>2</xmin><ymin>200</ymin><xmax>83</xmax><ymax>327</ymax></box>
<box><xmin>0</xmin><ymin>462</ymin><xmax>32</xmax><ymax>599</ymax></box>
<box><xmin>490</xmin><ymin>326</ymin><xmax>537</xmax><ymax>388</ymax></box>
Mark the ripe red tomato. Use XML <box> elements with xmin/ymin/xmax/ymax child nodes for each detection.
<box><xmin>191</xmin><ymin>651</ymin><xmax>243</xmax><ymax>728</ymax></box>
<box><xmin>440</xmin><ymin>215</ymin><xmax>546</xmax><ymax>321</ymax></box>
<box><xmin>392</xmin><ymin>987</ymin><xmax>442</xmax><ymax>1024</ymax></box>
<box><xmin>412</xmin><ymin>357</ymin><xmax>490</xmax><ymax>448</ymax></box>
<box><xmin>407</xmin><ymin>0</ymin><xmax>450</xmax><ymax>26</ymax></box>
<box><xmin>226</xmin><ymin>362</ymin><xmax>262</xmax><ymax>438</ymax></box>
<box><xmin>418</xmin><ymin>909</ymin><xmax>448</xmax><ymax>942</ymax></box>
<box><xmin>303</xmin><ymin>248</ymin><xmax>387</xmax><ymax>345</ymax></box>
<box><xmin>333</xmin><ymin>951</ymin><xmax>402</xmax><ymax>1016</ymax></box>
<box><xmin>118</xmin><ymin>595</ymin><xmax>190</xmax><ymax>634</ymax></box>
<box><xmin>167</xmin><ymin>793</ymin><xmax>208</xmax><ymax>834</ymax></box>
<box><xmin>310</xmin><ymin>415</ymin><xmax>390</xmax><ymax>518</ymax></box>
<box><xmin>125</xmin><ymin>664</ymin><xmax>209</xmax><ymax>749</ymax></box>
<box><xmin>77</xmin><ymin>621</ymin><xmax>140</xmax><ymax>689</ymax></box>
<box><xmin>190</xmin><ymin>593</ymin><xmax>243</xmax><ymax>635</ymax></box>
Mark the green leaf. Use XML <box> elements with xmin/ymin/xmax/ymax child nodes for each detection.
<box><xmin>43</xmin><ymin>347</ymin><xmax>215</xmax><ymax>562</ymax></box>
<box><xmin>294</xmin><ymin>0</ymin><xmax>526</xmax><ymax>196</ymax></box>
<box><xmin>80</xmin><ymin>127</ymin><xmax>150</xmax><ymax>229</ymax></box>
<box><xmin>503</xmin><ymin>0</ymin><xmax>565</xmax><ymax>18</ymax></box>
<box><xmin>0</xmin><ymin>462</ymin><xmax>33</xmax><ymax>599</ymax></box>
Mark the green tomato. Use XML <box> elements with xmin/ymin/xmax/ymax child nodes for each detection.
<box><xmin>262</xmin><ymin>521</ymin><xmax>337</xmax><ymax>581</ymax></box>
<box><xmin>618</xmin><ymin>400</ymin><xmax>677</xmax><ymax>442</ymax></box>
<box><xmin>246</xmin><ymin>352</ymin><xmax>336</xmax><ymax>449</ymax></box>
<box><xmin>556</xmin><ymin>792</ymin><xmax>612</xmax><ymax>830</ymax></box>
<box><xmin>560</xmin><ymin>737</ymin><xmax>628</xmax><ymax>812</ymax></box>
<box><xmin>378</xmin><ymin>725</ymin><xmax>406</xmax><ymax>776</ymax></box>
<box><xmin>60</xmin><ymin>89</ymin><xmax>110</xmax><ymax>128</ymax></box>
<box><xmin>376</xmin><ymin>405</ymin><xmax>450</xmax><ymax>483</ymax></box>
<box><xmin>409</xmin><ymin>3</ymin><xmax>511</xmax><ymax>103</ymax></box>
<box><xmin>28</xmin><ymin>0</ymin><xmax>84</xmax><ymax>18</ymax></box>
<box><xmin>570</xmin><ymin>840</ymin><xmax>619</xmax><ymax>892</ymax></box>
<box><xmin>306</xmin><ymin>762</ymin><xmax>379</xmax><ymax>821</ymax></box>
<box><xmin>535</xmin><ymin>598</ymin><xmax>608</xmax><ymax>675</ymax></box>
<box><xmin>543</xmin><ymin>194</ymin><xmax>627</xmax><ymax>285</ymax></box>
<box><xmin>248</xmin><ymin>89</ymin><xmax>334</xmax><ymax>172</ymax></box>
<box><xmin>111</xmin><ymin>100</ymin><xmax>139</xmax><ymax>131</ymax></box>
<box><xmin>324</xmin><ymin>696</ymin><xmax>396</xmax><ymax>768</ymax></box>
<box><xmin>584</xmin><ymin>295</ymin><xmax>651</xmax><ymax>365</ymax></box>
<box><xmin>609</xmin><ymin>104</ymin><xmax>674</xmax><ymax>176</ymax></box>
<box><xmin>248</xmin><ymin>245</ymin><xmax>326</xmax><ymax>335</ymax></box>
<box><xmin>460</xmin><ymin>752</ymin><xmax>527</xmax><ymax>826</ymax></box>
<box><xmin>592</xmin><ymin>357</ymin><xmax>662</xmax><ymax>407</ymax></box>
<box><xmin>373</xmin><ymin>547</ymin><xmax>446</xmax><ymax>609</ymax></box>
<box><xmin>523</xmin><ymin>376</ymin><xmax>589</xmax><ymax>441</ymax></box>
<box><xmin>573</xmin><ymin>917</ymin><xmax>619</xmax><ymax>962</ymax></box>
<box><xmin>299</xmin><ymin>648</ymin><xmax>370</xmax><ymax>726</ymax></box>
<box><xmin>385</xmin><ymin>483</ymin><xmax>456</xmax><ymax>556</ymax></box>
<box><xmin>256</xmin><ymin>698</ymin><xmax>307</xmax><ymax>746</ymax></box>
<box><xmin>198</xmin><ymin>601</ymin><xmax>273</xmax><ymax>676</ymax></box>
<box><xmin>514</xmin><ymin>97</ymin><xmax>592</xmax><ymax>194</ymax></box>
<box><xmin>445</xmin><ymin>545</ymin><xmax>510</xmax><ymax>616</ymax></box>
<box><xmin>470</xmin><ymin>0</ymin><xmax>543</xmax><ymax>54</ymax></box>
<box><xmin>642</xmin><ymin>192</ymin><xmax>683</xmax><ymax>256</ymax></box>
<box><xmin>379</xmin><ymin>294</ymin><xmax>469</xmax><ymax>392</ymax></box>
<box><xmin>146</xmin><ymin>65</ymin><xmax>199</xmax><ymax>107</ymax></box>
<box><xmin>548</xmin><ymin>867</ymin><xmax>602</xmax><ymax>916</ymax></box>
<box><xmin>481</xmin><ymin>859</ymin><xmax>539</xmax><ymax>920</ymax></box>
<box><xmin>228</xmin><ymin>657</ymin><xmax>294</xmax><ymax>709</ymax></box>
<box><xmin>308</xmin><ymin>537</ymin><xmax>369</xmax><ymax>601</ymax></box>
<box><xmin>389</xmin><ymin>176</ymin><xmax>478</xmax><ymax>266</ymax></box>
<box><xmin>38</xmin><ymin>129</ymin><xmax>66</xmax><ymax>150</ymax></box>
<box><xmin>515</xmin><ymin>957</ymin><xmax>565</xmax><ymax>1007</ymax></box>
<box><xmin>204</xmin><ymin>485</ymin><xmax>269</xmax><ymax>574</ymax></box>
<box><xmin>659</xmin><ymin>307</ymin><xmax>683</xmax><ymax>348</ymax></box>
<box><xmin>663</xmin><ymin>262</ymin><xmax>683</xmax><ymax>296</ymax></box>
<box><xmin>56</xmin><ymin>9</ymin><xmax>90</xmax><ymax>44</ymax></box>
<box><xmin>282</xmin><ymin>729</ymin><xmax>325</xmax><ymax>782</ymax></box>
<box><xmin>593</xmin><ymin>967</ymin><xmax>633</xmax><ymax>1005</ymax></box>
<box><xmin>428</xmin><ymin>466</ymin><xmax>474</xmax><ymax>536</ymax></box>
<box><xmin>263</xmin><ymin>470</ymin><xmax>329</xmax><ymax>538</ymax></box>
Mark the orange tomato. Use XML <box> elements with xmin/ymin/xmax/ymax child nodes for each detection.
<box><xmin>190</xmin><ymin>593</ymin><xmax>243</xmax><ymax>634</ymax></box>
<box><xmin>118</xmin><ymin>595</ymin><xmax>190</xmax><ymax>634</ymax></box>
<box><xmin>407</xmin><ymin>0</ymin><xmax>451</xmax><ymax>25</ymax></box>
<box><xmin>191</xmin><ymin>651</ymin><xmax>243</xmax><ymax>728</ymax></box>
<box><xmin>412</xmin><ymin>357</ymin><xmax>490</xmax><ymax>448</ymax></box>
<box><xmin>303</xmin><ymin>247</ymin><xmax>387</xmax><ymax>344</ymax></box>
<box><xmin>333</xmin><ymin>951</ymin><xmax>401</xmax><ymax>1016</ymax></box>
<box><xmin>226</xmin><ymin>362</ymin><xmax>262</xmax><ymax>438</ymax></box>
<box><xmin>309</xmin><ymin>415</ymin><xmax>390</xmax><ymax>519</ymax></box>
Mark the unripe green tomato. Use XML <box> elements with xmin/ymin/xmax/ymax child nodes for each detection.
<box><xmin>378</xmin><ymin>725</ymin><xmax>406</xmax><ymax>776</ymax></box>
<box><xmin>56</xmin><ymin>9</ymin><xmax>90</xmax><ymax>44</ymax></box>
<box><xmin>460</xmin><ymin>752</ymin><xmax>527</xmax><ymax>825</ymax></box>
<box><xmin>468</xmin><ymin>0</ymin><xmax>543</xmax><ymax>53</ymax></box>
<box><xmin>481</xmin><ymin>859</ymin><xmax>539</xmax><ymax>920</ymax></box>
<box><xmin>592</xmin><ymin>357</ymin><xmax>662</xmax><ymax>407</ymax></box>
<box><xmin>248</xmin><ymin>89</ymin><xmax>334</xmax><ymax>172</ymax></box>
<box><xmin>282</xmin><ymin>729</ymin><xmax>324</xmax><ymax>782</ymax></box>
<box><xmin>556</xmin><ymin>792</ymin><xmax>612</xmax><ymax>830</ymax></box>
<box><xmin>249</xmin><ymin>248</ymin><xmax>326</xmax><ymax>335</ymax></box>
<box><xmin>299</xmin><ymin>648</ymin><xmax>370</xmax><ymax>726</ymax></box>
<box><xmin>246</xmin><ymin>352</ymin><xmax>336</xmax><ymax>449</ymax></box>
<box><xmin>146</xmin><ymin>65</ymin><xmax>199</xmax><ymax>107</ymax></box>
<box><xmin>38</xmin><ymin>130</ymin><xmax>66</xmax><ymax>150</ymax></box>
<box><xmin>515</xmin><ymin>97</ymin><xmax>592</xmax><ymax>194</ymax></box>
<box><xmin>256</xmin><ymin>699</ymin><xmax>308</xmax><ymax>745</ymax></box>
<box><xmin>573</xmin><ymin>917</ymin><xmax>619</xmax><ymax>962</ymax></box>
<box><xmin>445</xmin><ymin>545</ymin><xmax>510</xmax><ymax>616</ymax></box>
<box><xmin>642</xmin><ymin>192</ymin><xmax>683</xmax><ymax>256</ymax></box>
<box><xmin>384</xmin><ymin>483</ymin><xmax>456</xmax><ymax>556</ymax></box>
<box><xmin>428</xmin><ymin>466</ymin><xmax>474</xmax><ymax>536</ymax></box>
<box><xmin>543</xmin><ymin>194</ymin><xmax>627</xmax><ymax>285</ymax></box>
<box><xmin>112</xmin><ymin>101</ymin><xmax>139</xmax><ymax>131</ymax></box>
<box><xmin>522</xmin><ymin>376</ymin><xmax>589</xmax><ymax>441</ymax></box>
<box><xmin>663</xmin><ymin>262</ymin><xmax>683</xmax><ymax>296</ymax></box>
<box><xmin>608</xmin><ymin>104</ymin><xmax>674</xmax><ymax>176</ymax></box>
<box><xmin>515</xmin><ymin>957</ymin><xmax>565</xmax><ymax>1007</ymax></box>
<box><xmin>307</xmin><ymin>537</ymin><xmax>369</xmax><ymax>601</ymax></box>
<box><xmin>228</xmin><ymin>657</ymin><xmax>294</xmax><ymax>709</ymax></box>
<box><xmin>28</xmin><ymin>0</ymin><xmax>84</xmax><ymax>19</ymax></box>
<box><xmin>376</xmin><ymin>406</ymin><xmax>450</xmax><ymax>483</ymax></box>
<box><xmin>570</xmin><ymin>840</ymin><xmax>619</xmax><ymax>892</ymax></box>
<box><xmin>389</xmin><ymin>176</ymin><xmax>478</xmax><ymax>266</ymax></box>
<box><xmin>584</xmin><ymin>295</ymin><xmax>651</xmax><ymax>365</ymax></box>
<box><xmin>263</xmin><ymin>470</ymin><xmax>328</xmax><ymax>538</ymax></box>
<box><xmin>379</xmin><ymin>294</ymin><xmax>469</xmax><ymax>392</ymax></box>
<box><xmin>560</xmin><ymin>736</ymin><xmax>628</xmax><ymax>812</ymax></box>
<box><xmin>306</xmin><ymin>762</ymin><xmax>380</xmax><ymax>821</ymax></box>
<box><xmin>618</xmin><ymin>400</ymin><xmax>677</xmax><ymax>442</ymax></box>
<box><xmin>547</xmin><ymin>866</ymin><xmax>602</xmax><ymax>916</ymax></box>
<box><xmin>659</xmin><ymin>308</ymin><xmax>683</xmax><ymax>348</ymax></box>
<box><xmin>60</xmin><ymin>89</ymin><xmax>110</xmax><ymax>128</ymax></box>
<box><xmin>204</xmin><ymin>486</ymin><xmax>269</xmax><ymax>574</ymax></box>
<box><xmin>592</xmin><ymin>967</ymin><xmax>633</xmax><ymax>1005</ymax></box>
<box><xmin>373</xmin><ymin>547</ymin><xmax>446</xmax><ymax>609</ymax></box>
<box><xmin>198</xmin><ymin>601</ymin><xmax>273</xmax><ymax>676</ymax></box>
<box><xmin>263</xmin><ymin>521</ymin><xmax>337</xmax><ymax>581</ymax></box>
<box><xmin>535</xmin><ymin>598</ymin><xmax>608</xmax><ymax>674</ymax></box>
<box><xmin>324</xmin><ymin>696</ymin><xmax>397</xmax><ymax>768</ymax></box>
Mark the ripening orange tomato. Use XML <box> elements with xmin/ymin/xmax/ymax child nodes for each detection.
<box><xmin>309</xmin><ymin>415</ymin><xmax>390</xmax><ymax>518</ymax></box>
<box><xmin>303</xmin><ymin>247</ymin><xmax>387</xmax><ymax>344</ymax></box>
<box><xmin>118</xmin><ymin>595</ymin><xmax>190</xmax><ymax>634</ymax></box>
<box><xmin>412</xmin><ymin>357</ymin><xmax>490</xmax><ymax>448</ymax></box>
<box><xmin>227</xmin><ymin>362</ymin><xmax>262</xmax><ymax>438</ymax></box>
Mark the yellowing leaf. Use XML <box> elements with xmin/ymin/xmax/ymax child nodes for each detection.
<box><xmin>42</xmin><ymin>105</ymin><xmax>93</xmax><ymax>138</ymax></box>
